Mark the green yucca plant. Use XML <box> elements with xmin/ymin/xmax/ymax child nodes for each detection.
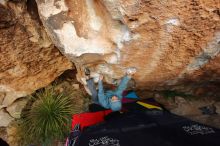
<box><xmin>21</xmin><ymin>86</ymin><xmax>76</xmax><ymax>146</ymax></box>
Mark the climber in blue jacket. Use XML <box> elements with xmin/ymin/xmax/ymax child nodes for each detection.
<box><xmin>85</xmin><ymin>67</ymin><xmax>136</xmax><ymax>111</ymax></box>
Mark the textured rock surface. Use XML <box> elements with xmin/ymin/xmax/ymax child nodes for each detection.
<box><xmin>0</xmin><ymin>109</ymin><xmax>13</xmax><ymax>127</ymax></box>
<box><xmin>155</xmin><ymin>95</ymin><xmax>220</xmax><ymax>128</ymax></box>
<box><xmin>6</xmin><ymin>97</ymin><xmax>28</xmax><ymax>119</ymax></box>
<box><xmin>36</xmin><ymin>0</ymin><xmax>220</xmax><ymax>96</ymax></box>
<box><xmin>0</xmin><ymin>0</ymin><xmax>72</xmax><ymax>108</ymax></box>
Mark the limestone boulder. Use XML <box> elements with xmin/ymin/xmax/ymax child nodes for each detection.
<box><xmin>0</xmin><ymin>0</ymin><xmax>72</xmax><ymax>107</ymax></box>
<box><xmin>36</xmin><ymin>0</ymin><xmax>220</xmax><ymax>96</ymax></box>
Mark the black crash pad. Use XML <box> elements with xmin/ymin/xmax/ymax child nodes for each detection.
<box><xmin>76</xmin><ymin>101</ymin><xmax>220</xmax><ymax>146</ymax></box>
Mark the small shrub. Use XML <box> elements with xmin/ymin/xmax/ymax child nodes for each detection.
<box><xmin>20</xmin><ymin>86</ymin><xmax>82</xmax><ymax>146</ymax></box>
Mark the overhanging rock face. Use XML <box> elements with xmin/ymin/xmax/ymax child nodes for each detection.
<box><xmin>36</xmin><ymin>0</ymin><xmax>220</xmax><ymax>95</ymax></box>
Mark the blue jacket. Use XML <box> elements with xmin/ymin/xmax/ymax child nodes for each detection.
<box><xmin>98</xmin><ymin>76</ymin><xmax>131</xmax><ymax>110</ymax></box>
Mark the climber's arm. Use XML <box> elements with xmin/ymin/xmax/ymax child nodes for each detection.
<box><xmin>98</xmin><ymin>75</ymin><xmax>109</xmax><ymax>108</ymax></box>
<box><xmin>115</xmin><ymin>76</ymin><xmax>131</xmax><ymax>99</ymax></box>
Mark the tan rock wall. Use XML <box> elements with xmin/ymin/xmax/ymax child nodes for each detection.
<box><xmin>36</xmin><ymin>0</ymin><xmax>220</xmax><ymax>96</ymax></box>
<box><xmin>0</xmin><ymin>1</ymin><xmax>72</xmax><ymax>109</ymax></box>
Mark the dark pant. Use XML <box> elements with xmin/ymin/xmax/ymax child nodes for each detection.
<box><xmin>86</xmin><ymin>79</ymin><xmax>98</xmax><ymax>104</ymax></box>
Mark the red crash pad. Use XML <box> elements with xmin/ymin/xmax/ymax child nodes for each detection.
<box><xmin>72</xmin><ymin>110</ymin><xmax>112</xmax><ymax>130</ymax></box>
